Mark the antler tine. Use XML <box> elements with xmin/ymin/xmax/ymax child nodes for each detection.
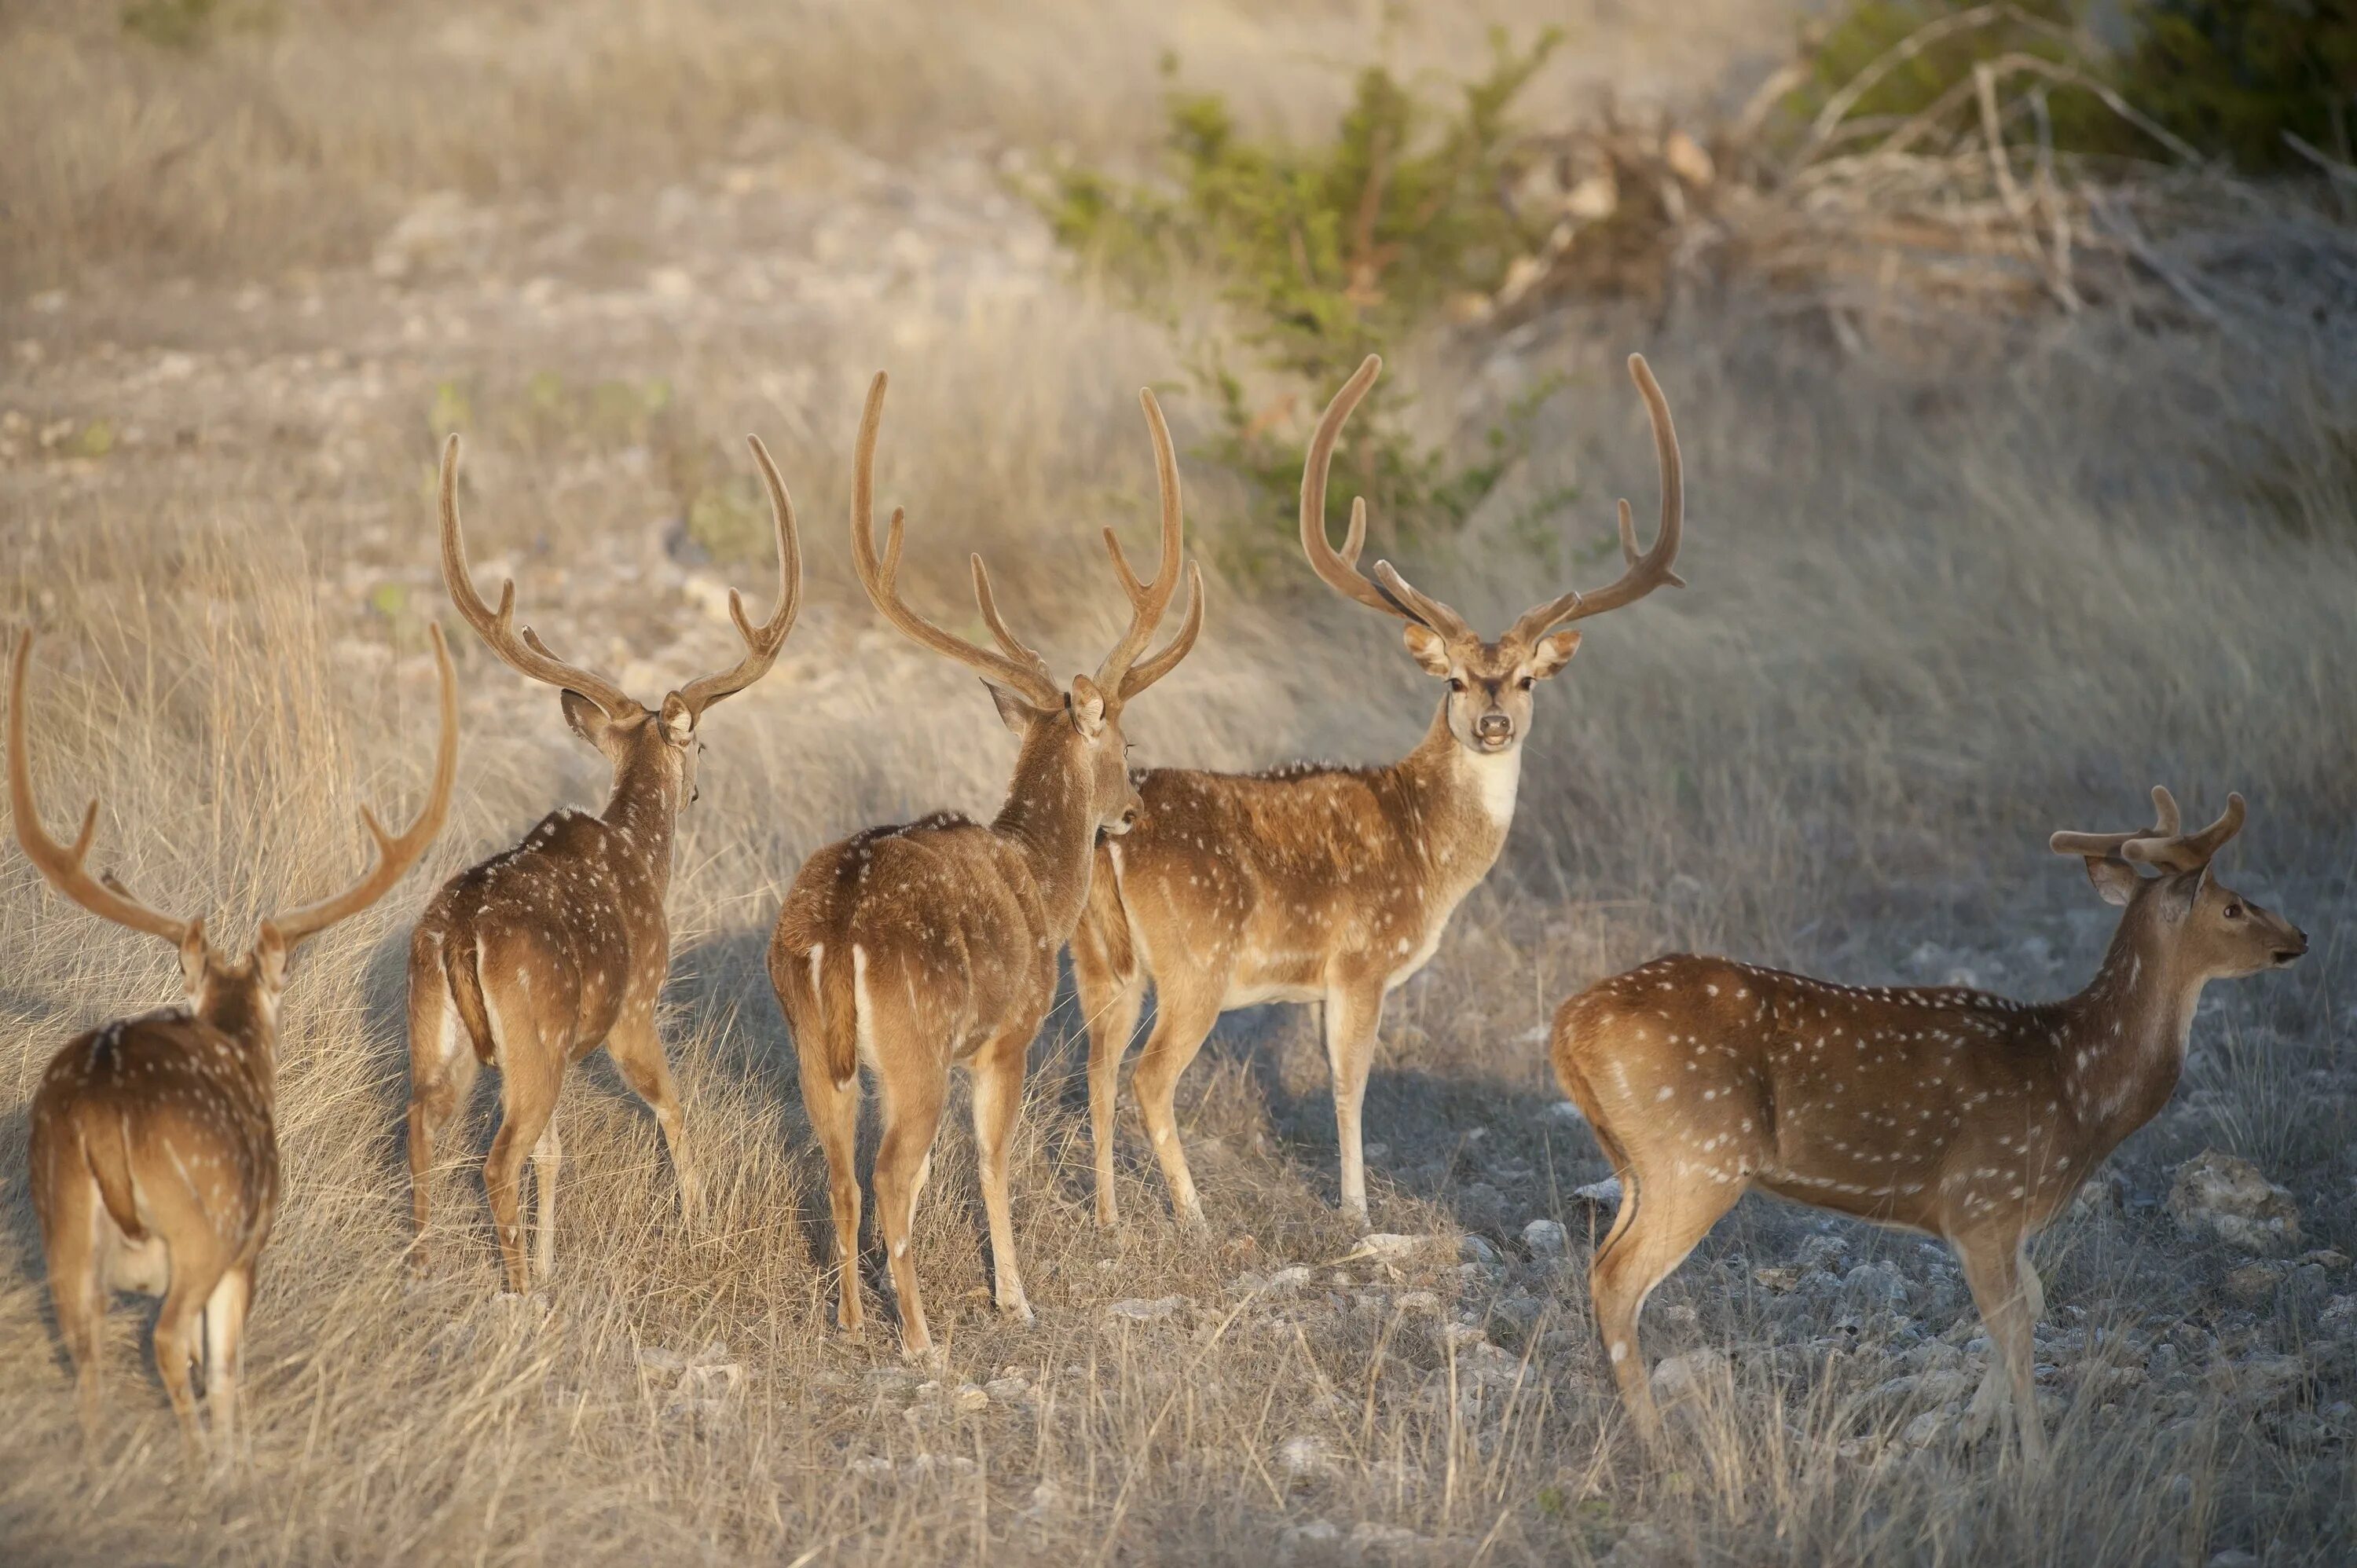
<box><xmin>1094</xmin><ymin>388</ymin><xmax>1193</xmax><ymax>695</ymax></box>
<box><xmin>1506</xmin><ymin>353</ymin><xmax>1687</xmax><ymax>647</ymax></box>
<box><xmin>2050</xmin><ymin>784</ymin><xmax>2190</xmax><ymax>862</ymax></box>
<box><xmin>674</xmin><ymin>434</ymin><xmax>805</xmax><ymax>716</ymax></box>
<box><xmin>2123</xmin><ymin>789</ymin><xmax>2247</xmax><ymax>874</ymax></box>
<box><xmin>438</xmin><ymin>434</ymin><xmax>636</xmax><ymax>716</ymax></box>
<box><xmin>1116</xmin><ymin>560</ymin><xmax>1204</xmax><ymax>703</ymax></box>
<box><xmin>9</xmin><ymin>631</ymin><xmax>193</xmax><ymax>947</ymax></box>
<box><xmin>848</xmin><ymin>373</ymin><xmax>1061</xmax><ymax>709</ymax></box>
<box><xmin>264</xmin><ymin>626</ymin><xmax>460</xmax><ymax>949</ymax></box>
<box><xmin>1298</xmin><ymin>357</ymin><xmax>1472</xmax><ymax>639</ymax></box>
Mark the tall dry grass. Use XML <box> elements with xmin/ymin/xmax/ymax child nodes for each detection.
<box><xmin>2</xmin><ymin>1</ymin><xmax>2354</xmax><ymax>1563</ymax></box>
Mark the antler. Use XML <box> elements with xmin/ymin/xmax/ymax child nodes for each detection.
<box><xmin>438</xmin><ymin>435</ymin><xmax>638</xmax><ymax>717</ymax></box>
<box><xmin>1504</xmin><ymin>353</ymin><xmax>1687</xmax><ymax>647</ymax></box>
<box><xmin>2051</xmin><ymin>785</ymin><xmax>2187</xmax><ymax>862</ymax></box>
<box><xmin>1298</xmin><ymin>356</ymin><xmax>1472</xmax><ymax>640</ymax></box>
<box><xmin>849</xmin><ymin>373</ymin><xmax>1063</xmax><ymax>710</ymax></box>
<box><xmin>9</xmin><ymin>630</ymin><xmax>196</xmax><ymax>947</ymax></box>
<box><xmin>1094</xmin><ymin>389</ymin><xmax>1204</xmax><ymax>705</ymax></box>
<box><xmin>263</xmin><ymin>625</ymin><xmax>460</xmax><ymax>949</ymax></box>
<box><xmin>2122</xmin><ymin>789</ymin><xmax>2246</xmax><ymax>874</ymax></box>
<box><xmin>673</xmin><ymin>434</ymin><xmax>803</xmax><ymax>716</ymax></box>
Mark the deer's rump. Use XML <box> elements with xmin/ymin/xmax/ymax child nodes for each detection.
<box><xmin>772</xmin><ymin>820</ymin><xmax>1053</xmax><ymax>1074</ymax></box>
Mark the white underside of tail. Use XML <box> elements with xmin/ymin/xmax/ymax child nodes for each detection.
<box><xmin>851</xmin><ymin>943</ymin><xmax>878</xmax><ymax>1083</ymax></box>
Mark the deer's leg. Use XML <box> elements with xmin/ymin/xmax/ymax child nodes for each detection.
<box><xmin>873</xmin><ymin>1057</ymin><xmax>948</xmax><ymax>1360</ymax></box>
<box><xmin>1956</xmin><ymin>1234</ymin><xmax>2047</xmax><ymax>1464</ymax></box>
<box><xmin>797</xmin><ymin>1047</ymin><xmax>866</xmax><ymax>1335</ymax></box>
<box><xmin>1322</xmin><ymin>976</ymin><xmax>1387</xmax><ymax>1229</ymax></box>
<box><xmin>530</xmin><ymin>1116</ymin><xmax>563</xmax><ymax>1284</ymax></box>
<box><xmin>405</xmin><ymin>967</ymin><xmax>477</xmax><ymax>1273</ymax></box>
<box><xmin>154</xmin><ymin>1257</ymin><xmax>223</xmax><ymax>1462</ymax></box>
<box><xmin>484</xmin><ymin>1035</ymin><xmax>560</xmax><ymax>1296</ymax></box>
<box><xmin>608</xmin><ymin>1007</ymin><xmax>702</xmax><ymax>1225</ymax></box>
<box><xmin>1589</xmin><ymin>1167</ymin><xmax>1742</xmax><ymax>1452</ymax></box>
<box><xmin>200</xmin><ymin>1266</ymin><xmax>251</xmax><ymax>1467</ymax></box>
<box><xmin>38</xmin><ymin>1165</ymin><xmax>105</xmax><ymax>1441</ymax></box>
<box><xmin>971</xmin><ymin>1022</ymin><xmax>1038</xmax><ymax>1323</ymax></box>
<box><xmin>1071</xmin><ymin>922</ymin><xmax>1147</xmax><ymax>1230</ymax></box>
<box><xmin>1128</xmin><ymin>982</ymin><xmax>1224</xmax><ymax>1230</ymax></box>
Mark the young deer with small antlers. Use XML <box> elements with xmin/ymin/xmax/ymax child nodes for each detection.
<box><xmin>16</xmin><ymin>626</ymin><xmax>457</xmax><ymax>1462</ymax></box>
<box><xmin>769</xmin><ymin>373</ymin><xmax>1200</xmax><ymax>1357</ymax></box>
<box><xmin>1072</xmin><ymin>353</ymin><xmax>1683</xmax><ymax>1229</ymax></box>
<box><xmin>409</xmin><ymin>434</ymin><xmax>799</xmax><ymax>1293</ymax></box>
<box><xmin>1553</xmin><ymin>789</ymin><xmax>2306</xmax><ymax>1460</ymax></box>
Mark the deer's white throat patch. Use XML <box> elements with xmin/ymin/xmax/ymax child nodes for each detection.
<box><xmin>1459</xmin><ymin>743</ymin><xmax>1522</xmax><ymax>828</ymax></box>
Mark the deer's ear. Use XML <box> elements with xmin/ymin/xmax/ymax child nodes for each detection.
<box><xmin>560</xmin><ymin>691</ymin><xmax>614</xmax><ymax>749</ymax></box>
<box><xmin>2084</xmin><ymin>856</ymin><xmax>2140</xmax><ymax>907</ymax></box>
<box><xmin>178</xmin><ymin>919</ymin><xmax>208</xmax><ymax>993</ymax></box>
<box><xmin>1402</xmin><ymin>623</ymin><xmax>1453</xmax><ymax>676</ymax></box>
<box><xmin>1529</xmin><ymin>630</ymin><xmax>1582</xmax><ymax>680</ymax></box>
<box><xmin>1068</xmin><ymin>675</ymin><xmax>1109</xmax><ymax>738</ymax></box>
<box><xmin>985</xmin><ymin>681</ymin><xmax>1038</xmax><ymax>734</ymax></box>
<box><xmin>254</xmin><ymin>922</ymin><xmax>291</xmax><ymax>990</ymax></box>
<box><xmin>658</xmin><ymin>692</ymin><xmax>697</xmax><ymax>747</ymax></box>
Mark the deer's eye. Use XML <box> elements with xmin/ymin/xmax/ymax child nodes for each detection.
<box><xmin>2223</xmin><ymin>902</ymin><xmax>2245</xmax><ymax>920</ymax></box>
<box><xmin>1447</xmin><ymin>678</ymin><xmax>1465</xmax><ymax>694</ymax></box>
<box><xmin>1516</xmin><ymin>676</ymin><xmax>1535</xmax><ymax>691</ymax></box>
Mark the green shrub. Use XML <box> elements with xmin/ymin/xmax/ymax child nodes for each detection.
<box><xmin>2120</xmin><ymin>0</ymin><xmax>2357</xmax><ymax>172</ymax></box>
<box><xmin>119</xmin><ymin>0</ymin><xmax>278</xmax><ymax>52</ymax></box>
<box><xmin>1043</xmin><ymin>29</ymin><xmax>1563</xmax><ymax>568</ymax></box>
<box><xmin>1768</xmin><ymin>1</ymin><xmax>2127</xmax><ymax>157</ymax></box>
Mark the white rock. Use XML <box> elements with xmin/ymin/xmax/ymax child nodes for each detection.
<box><xmin>1523</xmin><ymin>1218</ymin><xmax>1569</xmax><ymax>1258</ymax></box>
<box><xmin>1277</xmin><ymin>1434</ymin><xmax>1334</xmax><ymax>1476</ymax></box>
<box><xmin>1649</xmin><ymin>1347</ymin><xmax>1729</xmax><ymax>1402</ymax></box>
<box><xmin>951</xmin><ymin>1383</ymin><xmax>988</xmax><ymax>1412</ymax></box>
<box><xmin>2168</xmin><ymin>1150</ymin><xmax>2303</xmax><ymax>1254</ymax></box>
<box><xmin>1899</xmin><ymin>1405</ymin><xmax>1958</xmax><ymax>1448</ymax></box>
<box><xmin>1362</xmin><ymin>1233</ymin><xmax>1444</xmax><ymax>1264</ymax></box>
<box><xmin>1105</xmin><ymin>1295</ymin><xmax>1187</xmax><ymax>1322</ymax></box>
<box><xmin>1573</xmin><ymin>1177</ymin><xmax>1623</xmax><ymax>1209</ymax></box>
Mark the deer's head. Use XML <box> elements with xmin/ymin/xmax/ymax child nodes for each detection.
<box><xmin>9</xmin><ymin>625</ymin><xmax>460</xmax><ymax>1038</ymax></box>
<box><xmin>437</xmin><ymin>433</ymin><xmax>801</xmax><ymax>812</ymax></box>
<box><xmin>849</xmin><ymin>372</ymin><xmax>1201</xmax><ymax>838</ymax></box>
<box><xmin>2054</xmin><ymin>787</ymin><xmax>2307</xmax><ymax>984</ymax></box>
<box><xmin>1299</xmin><ymin>354</ymin><xmax>1684</xmax><ymax>758</ymax></box>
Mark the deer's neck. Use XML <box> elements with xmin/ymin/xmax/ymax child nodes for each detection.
<box><xmin>602</xmin><ymin>749</ymin><xmax>682</xmax><ymax>896</ymax></box>
<box><xmin>194</xmin><ymin>997</ymin><xmax>279</xmax><ymax>1104</ymax></box>
<box><xmin>1393</xmin><ymin>702</ymin><xmax>1520</xmax><ymax>881</ymax></box>
<box><xmin>992</xmin><ymin>723</ymin><xmax>1098</xmax><ymax>940</ymax></box>
<box><xmin>2057</xmin><ymin>910</ymin><xmax>2205</xmax><ymax>1148</ymax></box>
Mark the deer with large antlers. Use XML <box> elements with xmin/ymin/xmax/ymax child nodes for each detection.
<box><xmin>16</xmin><ymin>626</ymin><xmax>457</xmax><ymax>1462</ymax></box>
<box><xmin>1552</xmin><ymin>789</ymin><xmax>2306</xmax><ymax>1460</ymax></box>
<box><xmin>768</xmin><ymin>373</ymin><xmax>1200</xmax><ymax>1357</ymax></box>
<box><xmin>1072</xmin><ymin>353</ymin><xmax>1684</xmax><ymax>1229</ymax></box>
<box><xmin>408</xmin><ymin>434</ymin><xmax>798</xmax><ymax>1293</ymax></box>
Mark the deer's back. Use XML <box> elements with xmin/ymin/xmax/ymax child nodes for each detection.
<box><xmin>1557</xmin><ymin>954</ymin><xmax>2077</xmax><ymax>1232</ymax></box>
<box><xmin>31</xmin><ymin>1013</ymin><xmax>277</xmax><ymax>1237</ymax></box>
<box><xmin>778</xmin><ymin>814</ymin><xmax>1053</xmax><ymax>1048</ymax></box>
<box><xmin>420</xmin><ymin>808</ymin><xmax>654</xmax><ymax>1031</ymax></box>
<box><xmin>1105</xmin><ymin>764</ymin><xmax>1465</xmax><ymax>987</ymax></box>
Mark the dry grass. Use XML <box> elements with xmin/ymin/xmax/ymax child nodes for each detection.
<box><xmin>3</xmin><ymin>2</ymin><xmax>2355</xmax><ymax>1564</ymax></box>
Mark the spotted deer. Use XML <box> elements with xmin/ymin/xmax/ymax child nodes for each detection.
<box><xmin>769</xmin><ymin>372</ymin><xmax>1200</xmax><ymax>1358</ymax></box>
<box><xmin>1072</xmin><ymin>352</ymin><xmax>1684</xmax><ymax>1229</ymax></box>
<box><xmin>408</xmin><ymin>433</ymin><xmax>799</xmax><ymax>1293</ymax></box>
<box><xmin>1552</xmin><ymin>789</ymin><xmax>2306</xmax><ymax>1460</ymax></box>
<box><xmin>15</xmin><ymin>625</ymin><xmax>457</xmax><ymax>1462</ymax></box>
